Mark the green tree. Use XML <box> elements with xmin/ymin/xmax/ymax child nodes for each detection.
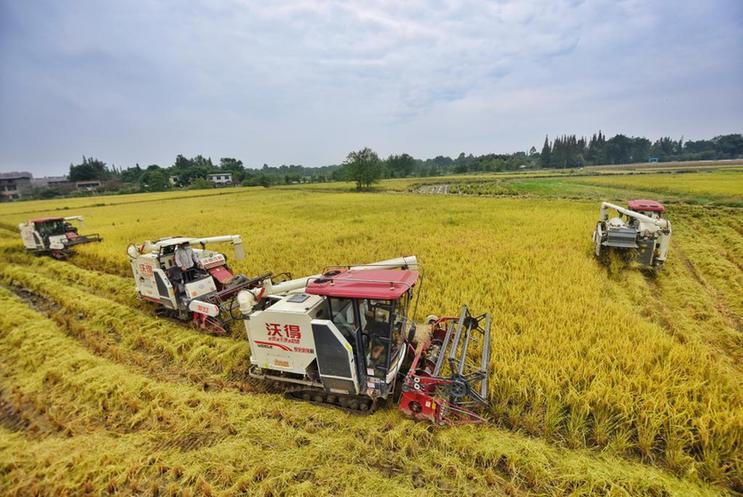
<box><xmin>386</xmin><ymin>153</ymin><xmax>415</xmax><ymax>177</ymax></box>
<box><xmin>540</xmin><ymin>136</ymin><xmax>551</xmax><ymax>167</ymax></box>
<box><xmin>171</xmin><ymin>154</ymin><xmax>212</xmax><ymax>185</ymax></box>
<box><xmin>188</xmin><ymin>177</ymin><xmax>212</xmax><ymax>190</ymax></box>
<box><xmin>140</xmin><ymin>168</ymin><xmax>168</xmax><ymax>192</ymax></box>
<box><xmin>714</xmin><ymin>134</ymin><xmax>743</xmax><ymax>158</ymax></box>
<box><xmin>220</xmin><ymin>157</ymin><xmax>245</xmax><ymax>182</ymax></box>
<box><xmin>587</xmin><ymin>131</ymin><xmax>607</xmax><ymax>164</ymax></box>
<box><xmin>606</xmin><ymin>134</ymin><xmax>632</xmax><ymax>164</ymax></box>
<box><xmin>120</xmin><ymin>164</ymin><xmax>144</xmax><ymax>183</ymax></box>
<box><xmin>343</xmin><ymin>147</ymin><xmax>382</xmax><ymax>190</ymax></box>
<box><xmin>69</xmin><ymin>156</ymin><xmax>109</xmax><ymax>181</ymax></box>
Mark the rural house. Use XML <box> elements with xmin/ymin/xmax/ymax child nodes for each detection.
<box><xmin>0</xmin><ymin>171</ymin><xmax>33</xmax><ymax>201</ymax></box>
<box><xmin>207</xmin><ymin>172</ymin><xmax>233</xmax><ymax>186</ymax></box>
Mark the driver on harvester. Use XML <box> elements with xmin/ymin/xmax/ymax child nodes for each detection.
<box><xmin>174</xmin><ymin>241</ymin><xmax>200</xmax><ymax>288</ymax></box>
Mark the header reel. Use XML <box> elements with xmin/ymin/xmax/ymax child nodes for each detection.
<box><xmin>400</xmin><ymin>305</ymin><xmax>492</xmax><ymax>425</ymax></box>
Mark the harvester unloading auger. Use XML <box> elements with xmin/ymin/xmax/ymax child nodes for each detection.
<box><xmin>236</xmin><ymin>256</ymin><xmax>493</xmax><ymax>425</ymax></box>
<box><xmin>592</xmin><ymin>200</ymin><xmax>672</xmax><ymax>269</ymax></box>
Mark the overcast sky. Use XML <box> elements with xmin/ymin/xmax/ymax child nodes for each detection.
<box><xmin>1</xmin><ymin>0</ymin><xmax>741</xmax><ymax>176</ymax></box>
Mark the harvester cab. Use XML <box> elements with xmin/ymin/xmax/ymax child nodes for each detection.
<box><xmin>127</xmin><ymin>235</ymin><xmax>269</xmax><ymax>333</ymax></box>
<box><xmin>19</xmin><ymin>216</ymin><xmax>101</xmax><ymax>259</ymax></box>
<box><xmin>592</xmin><ymin>200</ymin><xmax>672</xmax><ymax>268</ymax></box>
<box><xmin>240</xmin><ymin>256</ymin><xmax>492</xmax><ymax>424</ymax></box>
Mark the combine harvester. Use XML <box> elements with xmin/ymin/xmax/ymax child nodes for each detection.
<box><xmin>127</xmin><ymin>235</ymin><xmax>271</xmax><ymax>333</ymax></box>
<box><xmin>19</xmin><ymin>216</ymin><xmax>101</xmax><ymax>259</ymax></box>
<box><xmin>235</xmin><ymin>256</ymin><xmax>493</xmax><ymax>425</ymax></box>
<box><xmin>592</xmin><ymin>200</ymin><xmax>672</xmax><ymax>269</ymax></box>
<box><xmin>128</xmin><ymin>239</ymin><xmax>493</xmax><ymax>424</ymax></box>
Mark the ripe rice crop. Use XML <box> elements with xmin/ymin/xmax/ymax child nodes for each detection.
<box><xmin>571</xmin><ymin>169</ymin><xmax>743</xmax><ymax>198</ymax></box>
<box><xmin>0</xmin><ymin>174</ymin><xmax>741</xmax><ymax>495</ymax></box>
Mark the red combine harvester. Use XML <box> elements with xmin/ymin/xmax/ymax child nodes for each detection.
<box><xmin>238</xmin><ymin>256</ymin><xmax>492</xmax><ymax>424</ymax></box>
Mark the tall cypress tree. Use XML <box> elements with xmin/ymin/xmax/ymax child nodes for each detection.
<box><xmin>540</xmin><ymin>135</ymin><xmax>551</xmax><ymax>167</ymax></box>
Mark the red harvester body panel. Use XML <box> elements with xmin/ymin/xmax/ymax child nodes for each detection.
<box><xmin>306</xmin><ymin>269</ymin><xmax>418</xmax><ymax>300</ymax></box>
<box><xmin>627</xmin><ymin>199</ymin><xmax>665</xmax><ymax>212</ymax></box>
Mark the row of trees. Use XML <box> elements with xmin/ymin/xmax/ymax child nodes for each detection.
<box><xmin>338</xmin><ymin>148</ymin><xmax>544</xmax><ymax>189</ymax></box>
<box><xmin>68</xmin><ymin>155</ymin><xmax>343</xmax><ymax>192</ymax></box>
<box><xmin>60</xmin><ymin>132</ymin><xmax>742</xmax><ymax>195</ymax></box>
<box><xmin>540</xmin><ymin>132</ymin><xmax>743</xmax><ymax>168</ymax></box>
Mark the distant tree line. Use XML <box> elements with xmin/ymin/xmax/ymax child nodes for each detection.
<box><xmin>67</xmin><ymin>155</ymin><xmax>343</xmax><ymax>193</ymax></box>
<box><xmin>540</xmin><ymin>132</ymin><xmax>743</xmax><ymax>168</ymax></box>
<box><xmin>29</xmin><ymin>131</ymin><xmax>741</xmax><ymax>197</ymax></box>
<box><xmin>340</xmin><ymin>132</ymin><xmax>742</xmax><ymax>189</ymax></box>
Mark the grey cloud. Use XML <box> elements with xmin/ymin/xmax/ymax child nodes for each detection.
<box><xmin>0</xmin><ymin>0</ymin><xmax>740</xmax><ymax>174</ymax></box>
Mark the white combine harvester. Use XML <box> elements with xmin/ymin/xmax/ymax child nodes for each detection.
<box><xmin>19</xmin><ymin>216</ymin><xmax>101</xmax><ymax>259</ymax></box>
<box><xmin>235</xmin><ymin>256</ymin><xmax>492</xmax><ymax>424</ymax></box>
<box><xmin>127</xmin><ymin>235</ymin><xmax>270</xmax><ymax>333</ymax></box>
<box><xmin>128</xmin><ymin>239</ymin><xmax>493</xmax><ymax>424</ymax></box>
<box><xmin>592</xmin><ymin>199</ymin><xmax>672</xmax><ymax>269</ymax></box>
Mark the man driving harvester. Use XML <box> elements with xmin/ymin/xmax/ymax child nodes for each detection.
<box><xmin>174</xmin><ymin>241</ymin><xmax>200</xmax><ymax>287</ymax></box>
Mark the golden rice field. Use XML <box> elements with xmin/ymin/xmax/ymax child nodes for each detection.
<box><xmin>0</xmin><ymin>170</ymin><xmax>741</xmax><ymax>496</ymax></box>
<box><xmin>402</xmin><ymin>168</ymin><xmax>743</xmax><ymax>206</ymax></box>
<box><xmin>571</xmin><ymin>169</ymin><xmax>743</xmax><ymax>198</ymax></box>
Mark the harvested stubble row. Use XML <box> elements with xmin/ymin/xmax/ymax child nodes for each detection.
<box><xmin>0</xmin><ymin>247</ymin><xmax>142</xmax><ymax>309</ymax></box>
<box><xmin>0</xmin><ymin>262</ymin><xmax>252</xmax><ymax>388</ymax></box>
<box><xmin>0</xmin><ymin>286</ymin><xmax>723</xmax><ymax>497</ymax></box>
<box><xmin>1</xmin><ymin>187</ymin><xmax>741</xmax><ymax>493</ymax></box>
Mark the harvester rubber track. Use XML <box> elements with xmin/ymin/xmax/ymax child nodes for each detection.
<box><xmin>283</xmin><ymin>388</ymin><xmax>380</xmax><ymax>415</ymax></box>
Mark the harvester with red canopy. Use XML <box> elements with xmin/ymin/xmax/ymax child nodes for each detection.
<box><xmin>19</xmin><ymin>216</ymin><xmax>101</xmax><ymax>259</ymax></box>
<box><xmin>592</xmin><ymin>200</ymin><xmax>672</xmax><ymax>268</ymax></box>
<box><xmin>238</xmin><ymin>256</ymin><xmax>492</xmax><ymax>423</ymax></box>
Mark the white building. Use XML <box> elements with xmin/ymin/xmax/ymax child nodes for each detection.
<box><xmin>0</xmin><ymin>171</ymin><xmax>32</xmax><ymax>200</ymax></box>
<box><xmin>76</xmin><ymin>180</ymin><xmax>102</xmax><ymax>192</ymax></box>
<box><xmin>207</xmin><ymin>172</ymin><xmax>233</xmax><ymax>186</ymax></box>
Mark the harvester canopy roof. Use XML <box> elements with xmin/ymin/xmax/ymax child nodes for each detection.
<box><xmin>306</xmin><ymin>269</ymin><xmax>418</xmax><ymax>300</ymax></box>
<box><xmin>30</xmin><ymin>217</ymin><xmax>64</xmax><ymax>224</ymax></box>
<box><xmin>628</xmin><ymin>199</ymin><xmax>665</xmax><ymax>212</ymax></box>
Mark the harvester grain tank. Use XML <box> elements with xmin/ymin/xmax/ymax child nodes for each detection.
<box><xmin>237</xmin><ymin>256</ymin><xmax>492</xmax><ymax>424</ymax></box>
<box><xmin>19</xmin><ymin>216</ymin><xmax>101</xmax><ymax>259</ymax></box>
<box><xmin>592</xmin><ymin>200</ymin><xmax>672</xmax><ymax>268</ymax></box>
